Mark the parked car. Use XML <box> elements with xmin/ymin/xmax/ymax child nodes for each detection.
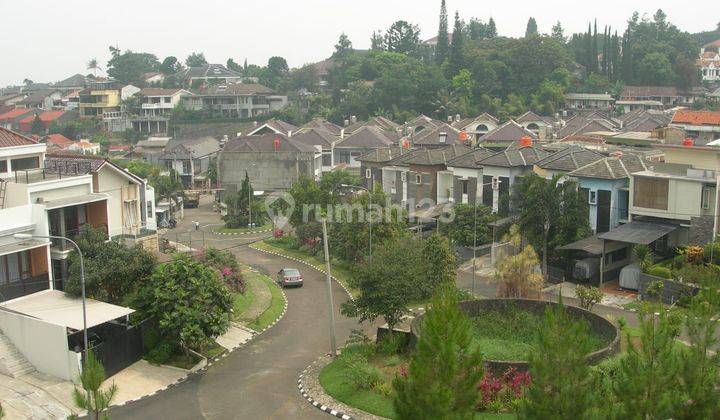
<box><xmin>277</xmin><ymin>268</ymin><xmax>303</xmax><ymax>288</ymax></box>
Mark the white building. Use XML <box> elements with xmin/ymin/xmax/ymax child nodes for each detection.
<box><xmin>699</xmin><ymin>40</ymin><xmax>720</xmax><ymax>83</ymax></box>
<box><xmin>138</xmin><ymin>88</ymin><xmax>193</xmax><ymax>118</ymax></box>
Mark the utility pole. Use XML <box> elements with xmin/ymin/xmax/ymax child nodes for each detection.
<box><xmin>321</xmin><ymin>218</ymin><xmax>337</xmax><ymax>358</ymax></box>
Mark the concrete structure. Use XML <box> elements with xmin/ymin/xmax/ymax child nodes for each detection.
<box><xmin>183</xmin><ymin>84</ymin><xmax>287</xmax><ymax>118</ymax></box>
<box><xmin>158</xmin><ymin>137</ymin><xmax>221</xmax><ymax>188</ymax></box>
<box><xmin>138</xmin><ymin>88</ymin><xmax>192</xmax><ymax>118</ymax></box>
<box><xmin>333</xmin><ymin>125</ymin><xmax>395</xmax><ymax>168</ymax></box>
<box><xmin>698</xmin><ymin>39</ymin><xmax>720</xmax><ymax>82</ymax></box>
<box><xmin>0</xmin><ymin>128</ymin><xmax>45</xmax><ymax>178</ymax></box>
<box><xmin>356</xmin><ymin>147</ymin><xmax>408</xmax><ymax>192</ymax></box>
<box><xmin>565</xmin><ymin>93</ymin><xmax>614</xmax><ymax>112</ymax></box>
<box><xmin>218</xmin><ymin>133</ymin><xmax>321</xmax><ymax>192</ymax></box>
<box><xmin>440</xmin><ymin>148</ymin><xmax>496</xmax><ymax>205</ymax></box>
<box><xmin>670</xmin><ymin>110</ymin><xmax>720</xmax><ymax>145</ymax></box>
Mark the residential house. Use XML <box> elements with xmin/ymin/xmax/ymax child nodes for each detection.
<box><xmin>566</xmin><ymin>153</ymin><xmax>649</xmax><ymax>233</ymax></box>
<box><xmin>218</xmin><ymin>133</ymin><xmax>321</xmax><ymax>192</ymax></box>
<box><xmin>398</xmin><ymin>114</ymin><xmax>443</xmax><ymax>138</ymax></box>
<box><xmin>78</xmin><ymin>80</ymin><xmax>139</xmax><ymax>119</ymax></box>
<box><xmin>183</xmin><ymin>84</ymin><xmax>288</xmax><ymax>118</ymax></box>
<box><xmin>131</xmin><ymin>137</ymin><xmax>171</xmax><ymax>164</ymax></box>
<box><xmin>15</xmin><ymin>89</ymin><xmax>63</xmax><ymax>110</ymax></box>
<box><xmin>670</xmin><ymin>110</ymin><xmax>720</xmax><ymax>145</ymax></box>
<box><xmin>53</xmin><ymin>74</ymin><xmax>91</xmax><ymax>93</ymax></box>
<box><xmin>564</xmin><ymin>93</ymin><xmax>614</xmax><ymax>112</ymax></box>
<box><xmin>533</xmin><ymin>145</ymin><xmax>605</xmax><ymax>179</ymax></box>
<box><xmin>247</xmin><ymin>118</ymin><xmax>298</xmax><ymax>136</ymax></box>
<box><xmin>477</xmin><ymin>120</ymin><xmax>538</xmax><ymax>149</ymax></box>
<box><xmin>410</xmin><ymin>124</ymin><xmax>471</xmax><ymax>149</ymax></box>
<box><xmin>292</xmin><ymin>126</ymin><xmax>341</xmax><ymax>171</ymax></box>
<box><xmin>344</xmin><ymin>116</ymin><xmax>399</xmax><ymax>134</ymax></box>
<box><xmin>180</xmin><ymin>64</ymin><xmax>243</xmax><ymax>87</ymax></box>
<box><xmin>556</xmin><ymin>114</ymin><xmax>618</xmax><ymax>140</ymax></box>
<box><xmin>440</xmin><ymin>147</ymin><xmax>496</xmax><ymax>205</ymax></box>
<box><xmin>0</xmin><ymin>127</ymin><xmax>45</xmax><ymax>179</ymax></box>
<box><xmin>17</xmin><ymin>110</ymin><xmax>79</xmax><ymax>134</ymax></box>
<box><xmin>0</xmin><ymin>108</ymin><xmax>35</xmax><ymax>130</ymax></box>
<box><xmin>44</xmin><ymin>134</ymin><xmax>74</xmax><ymax>152</ymax></box>
<box><xmin>158</xmin><ymin>137</ymin><xmax>221</xmax><ymax>189</ymax></box>
<box><xmin>515</xmin><ymin>111</ymin><xmax>556</xmax><ymax>139</ymax></box>
<box><xmin>475</xmin><ymin>140</ymin><xmax>550</xmax><ymax>213</ymax></box>
<box><xmin>142</xmin><ymin>72</ymin><xmax>165</xmax><ymax>86</ymax></box>
<box><xmin>454</xmin><ymin>113</ymin><xmax>500</xmax><ymax>143</ymax></box>
<box><xmin>0</xmin><ymin>93</ymin><xmax>26</xmax><ymax>108</ymax></box>
<box><xmin>137</xmin><ymin>88</ymin><xmax>192</xmax><ymax>118</ymax></box>
<box><xmin>301</xmin><ymin>117</ymin><xmax>343</xmax><ymax>137</ymax></box>
<box><xmin>66</xmin><ymin>140</ymin><xmax>101</xmax><ymax>155</ymax></box>
<box><xmin>334</xmin><ymin>125</ymin><xmax>396</xmax><ymax>169</ymax></box>
<box><xmin>629</xmin><ymin>143</ymin><xmax>719</xmax><ymax>246</ymax></box>
<box><xmin>619</xmin><ymin>86</ymin><xmax>681</xmax><ymax>109</ymax></box>
<box><xmin>356</xmin><ymin>147</ymin><xmax>408</xmax><ymax>192</ymax></box>
<box><xmin>698</xmin><ymin>39</ymin><xmax>720</xmax><ymax>82</ymax></box>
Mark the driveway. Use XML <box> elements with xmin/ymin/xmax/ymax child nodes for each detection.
<box><xmin>109</xmin><ymin>243</ymin><xmax>364</xmax><ymax>419</ymax></box>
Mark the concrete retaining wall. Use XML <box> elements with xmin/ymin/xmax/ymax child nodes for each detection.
<box><xmin>638</xmin><ymin>273</ymin><xmax>699</xmax><ymax>304</ymax></box>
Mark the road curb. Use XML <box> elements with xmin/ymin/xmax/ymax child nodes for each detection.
<box><xmin>250</xmin><ymin>245</ymin><xmax>355</xmax><ymax>302</ymax></box>
<box><xmin>212</xmin><ymin>228</ymin><xmax>272</xmax><ymax>236</ymax></box>
<box><xmin>103</xmin><ymin>268</ymin><xmax>289</xmax><ymax>415</ymax></box>
<box><xmin>298</xmin><ymin>361</ymin><xmax>353</xmax><ymax>420</ymax></box>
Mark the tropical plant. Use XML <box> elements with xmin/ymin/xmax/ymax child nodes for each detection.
<box><xmin>632</xmin><ymin>244</ymin><xmax>654</xmax><ymax>272</ymax></box>
<box><xmin>72</xmin><ymin>352</ymin><xmax>117</xmax><ymax>420</ymax></box>
<box><xmin>494</xmin><ymin>225</ymin><xmax>544</xmax><ymax>298</ymax></box>
<box><xmin>86</xmin><ymin>58</ymin><xmax>101</xmax><ymax>76</ymax></box>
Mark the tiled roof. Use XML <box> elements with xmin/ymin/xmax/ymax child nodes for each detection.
<box><xmin>567</xmin><ymin>154</ymin><xmax>649</xmax><ymax>180</ymax></box>
<box><xmin>621</xmin><ymin>85</ymin><xmax>679</xmax><ymax>98</ymax></box>
<box><xmin>345</xmin><ymin>116</ymin><xmax>399</xmax><ymax>133</ymax></box>
<box><xmin>46</xmin><ymin>134</ymin><xmax>74</xmax><ymax>147</ymax></box>
<box><xmin>478</xmin><ymin>120</ymin><xmax>537</xmax><ymax>143</ymax></box>
<box><xmin>703</xmin><ymin>39</ymin><xmax>720</xmax><ymax>49</ymax></box>
<box><xmin>247</xmin><ymin>118</ymin><xmax>298</xmax><ymax>136</ymax></box>
<box><xmin>139</xmin><ymin>88</ymin><xmax>186</xmax><ymax>96</ymax></box>
<box><xmin>411</xmin><ymin>124</ymin><xmax>466</xmax><ymax>146</ymax></box>
<box><xmin>54</xmin><ymin>74</ymin><xmax>90</xmax><ymax>88</ymax></box>
<box><xmin>355</xmin><ymin>147</ymin><xmax>408</xmax><ymax>163</ymax></box>
<box><xmin>446</xmin><ymin>147</ymin><xmax>496</xmax><ymax>169</ymax></box>
<box><xmin>291</xmin><ymin>127</ymin><xmax>339</xmax><ymax>148</ymax></box>
<box><xmin>203</xmin><ymin>83</ymin><xmax>275</xmax><ymax>95</ymax></box>
<box><xmin>336</xmin><ymin>125</ymin><xmax>395</xmax><ymax>148</ymax></box>
<box><xmin>223</xmin><ymin>133</ymin><xmax>317</xmax><ymax>153</ymax></box>
<box><xmin>45</xmin><ymin>153</ymin><xmax>106</xmax><ymax>173</ymax></box>
<box><xmin>161</xmin><ymin>137</ymin><xmax>220</xmax><ymax>159</ymax></box>
<box><xmin>0</xmin><ymin>127</ymin><xmax>38</xmax><ymax>147</ymax></box>
<box><xmin>477</xmin><ymin>145</ymin><xmax>549</xmax><ymax>168</ymax></box>
<box><xmin>301</xmin><ymin>118</ymin><xmax>342</xmax><ymax>136</ymax></box>
<box><xmin>394</xmin><ymin>145</ymin><xmax>471</xmax><ymax>166</ymax></box>
<box><xmin>516</xmin><ymin>111</ymin><xmax>552</xmax><ymax>125</ymax></box>
<box><xmin>534</xmin><ymin>146</ymin><xmax>605</xmax><ymax>172</ymax></box>
<box><xmin>671</xmin><ymin>110</ymin><xmax>720</xmax><ymax>126</ymax></box>
<box><xmin>17</xmin><ymin>89</ymin><xmax>59</xmax><ymax>105</ymax></box>
<box><xmin>18</xmin><ymin>110</ymin><xmax>67</xmax><ymax>123</ymax></box>
<box><xmin>0</xmin><ymin>108</ymin><xmax>35</xmax><ymax>121</ymax></box>
<box><xmin>182</xmin><ymin>64</ymin><xmax>243</xmax><ymax>79</ymax></box>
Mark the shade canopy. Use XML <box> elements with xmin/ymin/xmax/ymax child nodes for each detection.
<box><xmin>557</xmin><ymin>235</ymin><xmax>605</xmax><ymax>254</ymax></box>
<box><xmin>43</xmin><ymin>193</ymin><xmax>107</xmax><ymax>210</ymax></box>
<box><xmin>598</xmin><ymin>221</ymin><xmax>677</xmax><ymax>245</ymax></box>
<box><xmin>0</xmin><ymin>290</ymin><xmax>134</xmax><ymax>330</ymax></box>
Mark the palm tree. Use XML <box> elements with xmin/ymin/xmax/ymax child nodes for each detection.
<box><xmin>86</xmin><ymin>58</ymin><xmax>101</xmax><ymax>77</ymax></box>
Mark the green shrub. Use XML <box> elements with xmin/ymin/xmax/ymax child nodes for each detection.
<box><xmin>372</xmin><ymin>381</ymin><xmax>392</xmax><ymax>397</ymax></box>
<box><xmin>266</xmin><ymin>236</ymin><xmax>300</xmax><ymax>250</ymax></box>
<box><xmin>675</xmin><ymin>264</ymin><xmax>720</xmax><ymax>287</ymax></box>
<box><xmin>575</xmin><ymin>285</ymin><xmax>604</xmax><ymax>311</ymax></box>
<box><xmin>633</xmin><ymin>244</ymin><xmax>654</xmax><ymax>272</ymax></box>
<box><xmin>146</xmin><ymin>341</ymin><xmax>175</xmax><ymax>365</ymax></box>
<box><xmin>703</xmin><ymin>242</ymin><xmax>720</xmax><ymax>265</ymax></box>
<box><xmin>647</xmin><ymin>266</ymin><xmax>672</xmax><ymax>279</ymax></box>
<box><xmin>672</xmin><ymin>254</ymin><xmax>685</xmax><ymax>270</ymax></box>
<box><xmin>377</xmin><ymin>333</ymin><xmax>407</xmax><ymax>356</ymax></box>
<box><xmin>339</xmin><ymin>352</ymin><xmax>384</xmax><ymax>391</ymax></box>
<box><xmin>142</xmin><ymin>327</ymin><xmax>161</xmax><ymax>352</ymax></box>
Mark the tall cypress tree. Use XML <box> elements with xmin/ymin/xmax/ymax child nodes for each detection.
<box><xmin>447</xmin><ymin>11</ymin><xmax>465</xmax><ymax>78</ymax></box>
<box><xmin>487</xmin><ymin>17</ymin><xmax>497</xmax><ymax>38</ymax></box>
<box><xmin>525</xmin><ymin>17</ymin><xmax>538</xmax><ymax>37</ymax></box>
<box><xmin>601</xmin><ymin>26</ymin><xmax>609</xmax><ymax>76</ymax></box>
<box><xmin>591</xmin><ymin>20</ymin><xmax>599</xmax><ymax>74</ymax></box>
<box><xmin>585</xmin><ymin>23</ymin><xmax>593</xmax><ymax>73</ymax></box>
<box><xmin>435</xmin><ymin>0</ymin><xmax>449</xmax><ymax>65</ymax></box>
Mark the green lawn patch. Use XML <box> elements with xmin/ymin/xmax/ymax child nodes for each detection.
<box><xmin>470</xmin><ymin>308</ymin><xmax>607</xmax><ymax>361</ymax></box>
<box><xmin>214</xmin><ymin>223</ymin><xmax>271</xmax><ymax>234</ymax></box>
<box><xmin>165</xmin><ymin>351</ymin><xmax>201</xmax><ymax>370</ymax></box>
<box><xmin>252</xmin><ymin>239</ymin><xmax>359</xmax><ymax>297</ymax></box>
<box><xmin>199</xmin><ymin>340</ymin><xmax>226</xmax><ymax>359</ymax></box>
<box><xmin>232</xmin><ymin>268</ymin><xmax>259</xmax><ymax>319</ymax></box>
<box><xmin>246</xmin><ymin>274</ymin><xmax>285</xmax><ymax>332</ymax></box>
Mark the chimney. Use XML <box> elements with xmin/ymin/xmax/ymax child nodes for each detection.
<box><xmin>683</xmin><ymin>137</ymin><xmax>694</xmax><ymax>147</ymax></box>
<box><xmin>351</xmin><ymin>115</ymin><xmax>357</xmax><ymax>123</ymax></box>
<box><xmin>439</xmin><ymin>132</ymin><xmax>447</xmax><ymax>144</ymax></box>
<box><xmin>273</xmin><ymin>138</ymin><xmax>281</xmax><ymax>151</ymax></box>
<box><xmin>340</xmin><ymin>128</ymin><xmax>345</xmax><ymax>139</ymax></box>
<box><xmin>520</xmin><ymin>135</ymin><xmax>533</xmax><ymax>148</ymax></box>
<box><xmin>344</xmin><ymin>119</ymin><xmax>349</xmax><ymax>127</ymax></box>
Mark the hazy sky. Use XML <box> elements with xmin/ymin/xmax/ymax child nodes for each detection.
<box><xmin>2</xmin><ymin>0</ymin><xmax>717</xmax><ymax>87</ymax></box>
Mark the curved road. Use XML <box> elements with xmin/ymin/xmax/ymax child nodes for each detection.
<box><xmin>109</xmin><ymin>199</ymin><xmax>366</xmax><ymax>419</ymax></box>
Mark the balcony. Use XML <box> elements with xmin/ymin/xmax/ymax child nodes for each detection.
<box><xmin>11</xmin><ymin>165</ymin><xmax>91</xmax><ymax>184</ymax></box>
<box><xmin>0</xmin><ymin>273</ymin><xmax>50</xmax><ymax>301</ymax></box>
<box><xmin>141</xmin><ymin>102</ymin><xmax>173</xmax><ymax>109</ymax></box>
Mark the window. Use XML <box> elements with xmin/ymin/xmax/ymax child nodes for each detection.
<box><xmin>365</xmin><ymin>169</ymin><xmax>371</xmax><ymax>179</ymax></box>
<box><xmin>0</xmin><ymin>160</ymin><xmax>6</xmax><ymax>172</ymax></box>
<box><xmin>701</xmin><ymin>187</ymin><xmax>711</xmax><ymax>210</ymax></box>
<box><xmin>415</xmin><ymin>174</ymin><xmax>422</xmax><ymax>185</ymax></box>
<box><xmin>461</xmin><ymin>180</ymin><xmax>469</xmax><ymax>195</ymax></box>
<box><xmin>589</xmin><ymin>190</ymin><xmax>597</xmax><ymax>205</ymax></box>
<box><xmin>633</xmin><ymin>177</ymin><xmax>669</xmax><ymax>210</ymax></box>
<box><xmin>182</xmin><ymin>160</ymin><xmax>191</xmax><ymax>174</ymax></box>
<box><xmin>604</xmin><ymin>247</ymin><xmax>629</xmax><ymax>265</ymax></box>
<box><xmin>10</xmin><ymin>156</ymin><xmax>40</xmax><ymax>171</ymax></box>
<box><xmin>400</xmin><ymin>172</ymin><xmax>406</xmax><ymax>182</ymax></box>
<box><xmin>147</xmin><ymin>201</ymin><xmax>153</xmax><ymax>217</ymax></box>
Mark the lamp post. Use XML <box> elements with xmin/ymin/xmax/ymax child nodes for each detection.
<box><xmin>14</xmin><ymin>233</ymin><xmax>88</xmax><ymax>360</ymax></box>
<box><xmin>472</xmin><ymin>180</ymin><xmax>501</xmax><ymax>297</ymax></box>
<box><xmin>341</xmin><ymin>184</ymin><xmax>372</xmax><ymax>257</ymax></box>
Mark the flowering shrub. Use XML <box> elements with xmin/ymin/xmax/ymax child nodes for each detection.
<box><xmin>477</xmin><ymin>368</ymin><xmax>531</xmax><ymax>412</ymax></box>
<box><xmin>273</xmin><ymin>229</ymin><xmax>284</xmax><ymax>238</ymax></box>
<box><xmin>219</xmin><ymin>266</ymin><xmax>245</xmax><ymax>294</ymax></box>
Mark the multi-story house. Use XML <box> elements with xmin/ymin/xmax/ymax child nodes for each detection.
<box><xmin>356</xmin><ymin>147</ymin><xmax>408</xmax><ymax>192</ymax></box>
<box><xmin>564</xmin><ymin>93</ymin><xmax>614</xmax><ymax>112</ymax></box>
<box><xmin>158</xmin><ymin>137</ymin><xmax>221</xmax><ymax>188</ymax></box>
<box><xmin>454</xmin><ymin>113</ymin><xmax>500</xmax><ymax>143</ymax></box>
<box><xmin>619</xmin><ymin>86</ymin><xmax>681</xmax><ymax>109</ymax></box>
<box><xmin>183</xmin><ymin>84</ymin><xmax>287</xmax><ymax>118</ymax></box>
<box><xmin>334</xmin><ymin>125</ymin><xmax>396</xmax><ymax>170</ymax></box>
<box><xmin>138</xmin><ymin>88</ymin><xmax>193</xmax><ymax>118</ymax></box>
<box><xmin>15</xmin><ymin>89</ymin><xmax>63</xmax><ymax>110</ymax></box>
<box><xmin>180</xmin><ymin>64</ymin><xmax>243</xmax><ymax>87</ymax></box>
<box><xmin>628</xmin><ymin>143</ymin><xmax>719</xmax><ymax>247</ymax></box>
<box><xmin>292</xmin><ymin>126</ymin><xmax>341</xmax><ymax>171</ymax></box>
<box><xmin>438</xmin><ymin>147</ymin><xmax>495</xmax><ymax>205</ymax></box>
<box><xmin>698</xmin><ymin>39</ymin><xmax>720</xmax><ymax>83</ymax></box>
<box><xmin>669</xmin><ymin>110</ymin><xmax>720</xmax><ymax>145</ymax></box>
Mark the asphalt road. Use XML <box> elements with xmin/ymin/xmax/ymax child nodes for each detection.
<box><xmin>109</xmin><ymin>198</ymin><xmax>366</xmax><ymax>419</ymax></box>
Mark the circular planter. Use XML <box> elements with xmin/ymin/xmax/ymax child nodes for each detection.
<box><xmin>410</xmin><ymin>298</ymin><xmax>620</xmax><ymax>374</ymax></box>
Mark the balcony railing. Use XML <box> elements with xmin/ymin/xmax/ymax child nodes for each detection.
<box><xmin>12</xmin><ymin>164</ymin><xmax>92</xmax><ymax>184</ymax></box>
<box><xmin>0</xmin><ymin>273</ymin><xmax>50</xmax><ymax>302</ymax></box>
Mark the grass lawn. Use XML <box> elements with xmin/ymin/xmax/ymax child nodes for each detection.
<box><xmin>166</xmin><ymin>352</ymin><xmax>201</xmax><ymax>370</ymax></box>
<box><xmin>246</xmin><ymin>274</ymin><xmax>285</xmax><ymax>332</ymax></box>
<box><xmin>214</xmin><ymin>223</ymin><xmax>271</xmax><ymax>234</ymax></box>
<box><xmin>199</xmin><ymin>340</ymin><xmax>226</xmax><ymax>359</ymax></box>
<box><xmin>470</xmin><ymin>308</ymin><xmax>607</xmax><ymax>360</ymax></box>
<box><xmin>232</xmin><ymin>268</ymin><xmax>258</xmax><ymax>319</ymax></box>
<box><xmin>252</xmin><ymin>239</ymin><xmax>359</xmax><ymax>297</ymax></box>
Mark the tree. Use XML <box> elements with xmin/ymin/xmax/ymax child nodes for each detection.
<box><xmin>226</xmin><ymin>58</ymin><xmax>242</xmax><ymax>72</ymax></box>
<box><xmin>22</xmin><ymin>78</ymin><xmax>33</xmax><ymax>86</ymax></box>
<box><xmin>30</xmin><ymin>114</ymin><xmax>44</xmax><ymax>135</ymax></box>
<box><xmin>446</xmin><ymin>12</ymin><xmax>465</xmax><ymax>77</ymax></box>
<box><xmin>435</xmin><ymin>0</ymin><xmax>449</xmax><ymax>65</ymax></box>
<box><xmin>551</xmin><ymin>21</ymin><xmax>565</xmax><ymax>43</ymax></box>
<box><xmin>86</xmin><ymin>58</ymin><xmax>101</xmax><ymax>77</ymax></box>
<box><xmin>66</xmin><ymin>225</ymin><xmax>156</xmax><ymax>304</ymax></box>
<box><xmin>494</xmin><ymin>225</ymin><xmax>544</xmax><ymax>298</ymax></box>
<box><xmin>611</xmin><ymin>309</ymin><xmax>683</xmax><ymax>419</ymax></box>
<box><xmin>185</xmin><ymin>52</ymin><xmax>207</xmax><ymax>67</ymax></box>
<box><xmin>421</xmin><ymin>234</ymin><xmax>456</xmax><ymax>290</ymax></box>
<box><xmin>637</xmin><ymin>52</ymin><xmax>675</xmax><ymax>86</ymax></box>
<box><xmin>393</xmin><ymin>288</ymin><xmax>484</xmax><ymax>418</ymax></box>
<box><xmin>511</xmin><ymin>173</ymin><xmax>589</xmax><ymax>277</ymax></box>
<box><xmin>486</xmin><ymin>17</ymin><xmax>497</xmax><ymax>38</ymax></box>
<box><xmin>384</xmin><ymin>20</ymin><xmax>421</xmax><ymax>55</ymax></box>
<box><xmin>106</xmin><ymin>47</ymin><xmax>160</xmax><ymax>85</ymax></box>
<box><xmin>135</xmin><ymin>254</ymin><xmax>233</xmax><ymax>350</ymax></box>
<box><xmin>525</xmin><ymin>17</ymin><xmax>538</xmax><ymax>37</ymax></box>
<box><xmin>265</xmin><ymin>56</ymin><xmax>289</xmax><ymax>89</ymax></box>
<box><xmin>333</xmin><ymin>33</ymin><xmax>353</xmax><ymax>59</ymax></box>
<box><xmin>531</xmin><ymin>79</ymin><xmax>565</xmax><ymax>115</ymax></box>
<box><xmin>519</xmin><ymin>300</ymin><xmax>595</xmax><ymax>418</ymax></box>
<box><xmin>439</xmin><ymin>203</ymin><xmax>493</xmax><ymax>247</ymax></box>
<box><xmin>341</xmin><ymin>237</ymin><xmax>422</xmax><ymax>331</ymax></box>
<box><xmin>370</xmin><ymin>30</ymin><xmax>386</xmax><ymax>50</ymax></box>
<box><xmin>159</xmin><ymin>56</ymin><xmax>181</xmax><ymax>74</ymax></box>
<box><xmin>222</xmin><ymin>171</ymin><xmax>264</xmax><ymax>228</ymax></box>
<box><xmin>72</xmin><ymin>352</ymin><xmax>117</xmax><ymax>420</ymax></box>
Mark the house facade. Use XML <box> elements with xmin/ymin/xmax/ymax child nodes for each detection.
<box><xmin>564</xmin><ymin>93</ymin><xmax>614</xmax><ymax>112</ymax></box>
<box><xmin>158</xmin><ymin>137</ymin><xmax>221</xmax><ymax>189</ymax></box>
<box><xmin>138</xmin><ymin>88</ymin><xmax>192</xmax><ymax>117</ymax></box>
<box><xmin>183</xmin><ymin>84</ymin><xmax>287</xmax><ymax>118</ymax></box>
<box><xmin>698</xmin><ymin>40</ymin><xmax>720</xmax><ymax>82</ymax></box>
<box><xmin>670</xmin><ymin>110</ymin><xmax>720</xmax><ymax>145</ymax></box>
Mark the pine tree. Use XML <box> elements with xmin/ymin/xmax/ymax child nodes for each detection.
<box><xmin>73</xmin><ymin>352</ymin><xmax>118</xmax><ymax>420</ymax></box>
<box><xmin>591</xmin><ymin>20</ymin><xmax>599</xmax><ymax>74</ymax></box>
<box><xmin>30</xmin><ymin>114</ymin><xmax>44</xmax><ymax>135</ymax></box>
<box><xmin>435</xmin><ymin>0</ymin><xmax>449</xmax><ymax>65</ymax></box>
<box><xmin>601</xmin><ymin>26</ymin><xmax>609</xmax><ymax>76</ymax></box>
<box><xmin>525</xmin><ymin>17</ymin><xmax>538</xmax><ymax>37</ymax></box>
<box><xmin>611</xmin><ymin>310</ymin><xmax>683</xmax><ymax>419</ymax></box>
<box><xmin>585</xmin><ymin>23</ymin><xmax>593</xmax><ymax>72</ymax></box>
<box><xmin>551</xmin><ymin>21</ymin><xmax>565</xmax><ymax>43</ymax></box>
<box><xmin>520</xmin><ymin>299</ymin><xmax>595</xmax><ymax>418</ymax></box>
<box><xmin>447</xmin><ymin>11</ymin><xmax>465</xmax><ymax>78</ymax></box>
<box><xmin>487</xmin><ymin>17</ymin><xmax>497</xmax><ymax>38</ymax></box>
<box><xmin>393</xmin><ymin>287</ymin><xmax>484</xmax><ymax>419</ymax></box>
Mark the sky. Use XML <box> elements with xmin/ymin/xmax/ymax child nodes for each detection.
<box><xmin>1</xmin><ymin>0</ymin><xmax>718</xmax><ymax>87</ymax></box>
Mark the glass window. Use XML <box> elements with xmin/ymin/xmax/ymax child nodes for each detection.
<box><xmin>589</xmin><ymin>190</ymin><xmax>597</xmax><ymax>205</ymax></box>
<box><xmin>701</xmin><ymin>187</ymin><xmax>711</xmax><ymax>210</ymax></box>
<box><xmin>365</xmin><ymin>169</ymin><xmax>371</xmax><ymax>179</ymax></box>
<box><xmin>415</xmin><ymin>174</ymin><xmax>422</xmax><ymax>184</ymax></box>
<box><xmin>0</xmin><ymin>160</ymin><xmax>7</xmax><ymax>172</ymax></box>
<box><xmin>10</xmin><ymin>156</ymin><xmax>40</xmax><ymax>171</ymax></box>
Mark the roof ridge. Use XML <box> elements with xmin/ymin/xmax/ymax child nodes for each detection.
<box><xmin>604</xmin><ymin>158</ymin><xmax>615</xmax><ymax>178</ymax></box>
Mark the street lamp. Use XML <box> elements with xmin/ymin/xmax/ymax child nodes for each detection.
<box><xmin>14</xmin><ymin>233</ymin><xmax>88</xmax><ymax>361</ymax></box>
<box><xmin>471</xmin><ymin>180</ymin><xmax>500</xmax><ymax>297</ymax></box>
<box><xmin>341</xmin><ymin>184</ymin><xmax>372</xmax><ymax>257</ymax></box>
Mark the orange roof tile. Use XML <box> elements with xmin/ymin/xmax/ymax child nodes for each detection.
<box><xmin>0</xmin><ymin>108</ymin><xmax>34</xmax><ymax>121</ymax></box>
<box><xmin>0</xmin><ymin>127</ymin><xmax>38</xmax><ymax>147</ymax></box>
<box><xmin>672</xmin><ymin>110</ymin><xmax>720</xmax><ymax>126</ymax></box>
<box><xmin>46</xmin><ymin>133</ymin><xmax>74</xmax><ymax>147</ymax></box>
<box><xmin>18</xmin><ymin>110</ymin><xmax>66</xmax><ymax>124</ymax></box>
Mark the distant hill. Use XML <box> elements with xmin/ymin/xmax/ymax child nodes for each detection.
<box><xmin>693</xmin><ymin>25</ymin><xmax>720</xmax><ymax>46</ymax></box>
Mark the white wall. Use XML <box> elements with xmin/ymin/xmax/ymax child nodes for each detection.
<box><xmin>27</xmin><ymin>176</ymin><xmax>93</xmax><ymax>203</ymax></box>
<box><xmin>0</xmin><ymin>310</ymin><xmax>80</xmax><ymax>382</ymax></box>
